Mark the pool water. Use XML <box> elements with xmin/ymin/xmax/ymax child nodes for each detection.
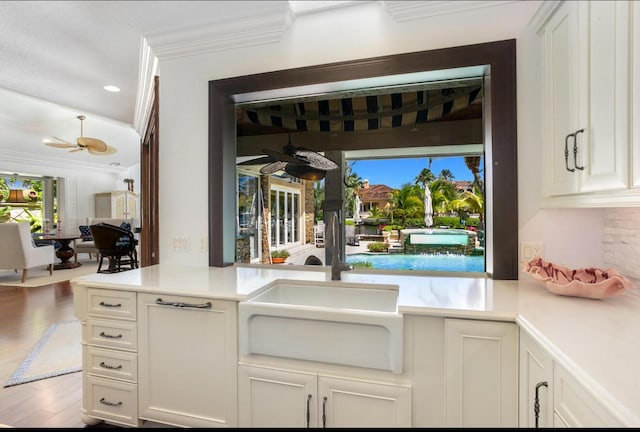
<box><xmin>346</xmin><ymin>253</ymin><xmax>485</xmax><ymax>272</ymax></box>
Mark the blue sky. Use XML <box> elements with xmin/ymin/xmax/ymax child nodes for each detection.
<box><xmin>348</xmin><ymin>156</ymin><xmax>481</xmax><ymax>189</ymax></box>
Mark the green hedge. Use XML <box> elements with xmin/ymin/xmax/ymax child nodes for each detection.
<box><xmin>367</xmin><ymin>242</ymin><xmax>387</xmax><ymax>252</ymax></box>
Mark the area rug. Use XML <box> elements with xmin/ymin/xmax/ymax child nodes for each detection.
<box><xmin>0</xmin><ymin>257</ymin><xmax>98</xmax><ymax>287</ymax></box>
<box><xmin>4</xmin><ymin>320</ymin><xmax>82</xmax><ymax>387</ymax></box>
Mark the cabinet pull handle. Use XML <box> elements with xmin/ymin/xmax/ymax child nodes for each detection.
<box><xmin>99</xmin><ymin>397</ymin><xmax>122</xmax><ymax>407</ymax></box>
<box><xmin>564</xmin><ymin>133</ymin><xmax>575</xmax><ymax>172</ymax></box>
<box><xmin>573</xmin><ymin>128</ymin><xmax>585</xmax><ymax>170</ymax></box>
<box><xmin>306</xmin><ymin>394</ymin><xmax>312</xmax><ymax>428</ymax></box>
<box><xmin>534</xmin><ymin>380</ymin><xmax>548</xmax><ymax>428</ymax></box>
<box><xmin>155</xmin><ymin>298</ymin><xmax>212</xmax><ymax>309</ymax></box>
<box><xmin>99</xmin><ymin>331</ymin><xmax>123</xmax><ymax>339</ymax></box>
<box><xmin>99</xmin><ymin>301</ymin><xmax>122</xmax><ymax>308</ymax></box>
<box><xmin>99</xmin><ymin>361</ymin><xmax>123</xmax><ymax>370</ymax></box>
<box><xmin>322</xmin><ymin>396</ymin><xmax>327</xmax><ymax>428</ymax></box>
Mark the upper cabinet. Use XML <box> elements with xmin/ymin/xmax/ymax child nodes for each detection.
<box><xmin>537</xmin><ymin>0</ymin><xmax>639</xmax><ymax>206</ymax></box>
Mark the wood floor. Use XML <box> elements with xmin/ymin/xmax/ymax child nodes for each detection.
<box><xmin>0</xmin><ymin>281</ymin><xmax>98</xmax><ymax>428</ymax></box>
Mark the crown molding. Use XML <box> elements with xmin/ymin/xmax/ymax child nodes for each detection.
<box><xmin>528</xmin><ymin>0</ymin><xmax>561</xmax><ymax>35</ymax></box>
<box><xmin>381</xmin><ymin>0</ymin><xmax>519</xmax><ymax>22</ymax></box>
<box><xmin>0</xmin><ymin>151</ymin><xmax>127</xmax><ymax>175</ymax></box>
<box><xmin>145</xmin><ymin>9</ymin><xmax>293</xmax><ymax>60</ymax></box>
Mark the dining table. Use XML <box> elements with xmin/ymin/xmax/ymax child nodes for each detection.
<box><xmin>35</xmin><ymin>232</ymin><xmax>82</xmax><ymax>270</ymax></box>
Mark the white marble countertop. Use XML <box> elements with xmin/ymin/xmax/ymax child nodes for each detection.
<box><xmin>71</xmin><ymin>263</ymin><xmax>640</xmax><ymax>426</ymax></box>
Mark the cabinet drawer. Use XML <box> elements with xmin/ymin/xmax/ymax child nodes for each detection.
<box><xmin>86</xmin><ymin>319</ymin><xmax>137</xmax><ymax>351</ymax></box>
<box><xmin>553</xmin><ymin>363</ymin><xmax>622</xmax><ymax>427</ymax></box>
<box><xmin>87</xmin><ymin>289</ymin><xmax>136</xmax><ymax>321</ymax></box>
<box><xmin>85</xmin><ymin>346</ymin><xmax>137</xmax><ymax>382</ymax></box>
<box><xmin>85</xmin><ymin>375</ymin><xmax>138</xmax><ymax>427</ymax></box>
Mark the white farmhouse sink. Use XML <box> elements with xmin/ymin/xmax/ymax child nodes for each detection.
<box><xmin>238</xmin><ymin>279</ymin><xmax>403</xmax><ymax>373</ymax></box>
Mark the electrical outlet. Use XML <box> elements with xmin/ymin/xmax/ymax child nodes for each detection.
<box><xmin>520</xmin><ymin>241</ymin><xmax>544</xmax><ymax>263</ymax></box>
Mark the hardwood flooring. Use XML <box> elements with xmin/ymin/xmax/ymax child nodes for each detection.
<box><xmin>0</xmin><ymin>281</ymin><xmax>96</xmax><ymax>428</ymax></box>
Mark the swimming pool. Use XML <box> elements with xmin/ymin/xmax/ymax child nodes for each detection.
<box><xmin>346</xmin><ymin>253</ymin><xmax>485</xmax><ymax>272</ymax></box>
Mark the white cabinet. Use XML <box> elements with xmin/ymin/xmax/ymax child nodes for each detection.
<box><xmin>95</xmin><ymin>190</ymin><xmax>138</xmax><ymax>219</ymax></box>
<box><xmin>519</xmin><ymin>327</ymin><xmax>554</xmax><ymax>427</ymax></box>
<box><xmin>75</xmin><ymin>288</ymin><xmax>238</xmax><ymax>428</ymax></box>
<box><xmin>137</xmin><ymin>293</ymin><xmax>238</xmax><ymax>427</ymax></box>
<box><xmin>539</xmin><ymin>0</ymin><xmax>636</xmax><ymax>205</ymax></box>
<box><xmin>519</xmin><ymin>325</ymin><xmax>624</xmax><ymax>427</ymax></box>
<box><xmin>76</xmin><ymin>288</ymin><xmax>141</xmax><ymax>427</ymax></box>
<box><xmin>443</xmin><ymin>318</ymin><xmax>518</xmax><ymax>427</ymax></box>
<box><xmin>238</xmin><ymin>364</ymin><xmax>411</xmax><ymax>428</ymax></box>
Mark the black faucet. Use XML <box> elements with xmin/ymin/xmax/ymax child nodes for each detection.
<box><xmin>327</xmin><ymin>210</ymin><xmax>353</xmax><ymax>281</ymax></box>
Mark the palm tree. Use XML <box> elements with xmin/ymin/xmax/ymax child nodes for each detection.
<box><xmin>414</xmin><ymin>168</ymin><xmax>435</xmax><ymax>188</ymax></box>
<box><xmin>388</xmin><ymin>183</ymin><xmax>423</xmax><ymax>226</ymax></box>
<box><xmin>451</xmin><ymin>185</ymin><xmax>484</xmax><ymax>229</ymax></box>
<box><xmin>429</xmin><ymin>178</ymin><xmax>459</xmax><ymax>215</ymax></box>
<box><xmin>439</xmin><ymin>169</ymin><xmax>455</xmax><ymax>181</ymax></box>
<box><xmin>464</xmin><ymin>156</ymin><xmax>483</xmax><ymax>191</ymax></box>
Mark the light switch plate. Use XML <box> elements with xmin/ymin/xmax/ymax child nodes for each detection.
<box><xmin>520</xmin><ymin>241</ymin><xmax>543</xmax><ymax>264</ymax></box>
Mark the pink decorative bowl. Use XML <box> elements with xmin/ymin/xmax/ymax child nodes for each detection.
<box><xmin>523</xmin><ymin>256</ymin><xmax>632</xmax><ymax>300</ymax></box>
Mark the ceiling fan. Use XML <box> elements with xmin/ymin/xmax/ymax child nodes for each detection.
<box><xmin>43</xmin><ymin>115</ymin><xmax>117</xmax><ymax>155</ymax></box>
<box><xmin>237</xmin><ymin>132</ymin><xmax>338</xmax><ymax>180</ymax></box>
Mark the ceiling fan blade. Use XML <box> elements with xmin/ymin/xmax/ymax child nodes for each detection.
<box><xmin>69</xmin><ymin>148</ymin><xmax>83</xmax><ymax>153</ymax></box>
<box><xmin>51</xmin><ymin>136</ymin><xmax>76</xmax><ymax>146</ymax></box>
<box><xmin>77</xmin><ymin>137</ymin><xmax>107</xmax><ymax>152</ymax></box>
<box><xmin>260</xmin><ymin>161</ymin><xmax>288</xmax><ymax>175</ymax></box>
<box><xmin>293</xmin><ymin>148</ymin><xmax>338</xmax><ymax>170</ymax></box>
<box><xmin>88</xmin><ymin>145</ymin><xmax>117</xmax><ymax>156</ymax></box>
<box><xmin>45</xmin><ymin>142</ymin><xmax>76</xmax><ymax>149</ymax></box>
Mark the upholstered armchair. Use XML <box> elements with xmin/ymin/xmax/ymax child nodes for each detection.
<box><xmin>0</xmin><ymin>222</ymin><xmax>54</xmax><ymax>283</ymax></box>
<box><xmin>75</xmin><ymin>225</ymin><xmax>98</xmax><ymax>260</ymax></box>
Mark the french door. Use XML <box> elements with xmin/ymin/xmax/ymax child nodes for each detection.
<box><xmin>270</xmin><ymin>188</ymin><xmax>301</xmax><ymax>250</ymax></box>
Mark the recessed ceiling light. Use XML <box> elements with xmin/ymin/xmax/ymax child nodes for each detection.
<box><xmin>104</xmin><ymin>85</ymin><xmax>120</xmax><ymax>93</ymax></box>
<box><xmin>110</xmin><ymin>162</ymin><xmax>120</xmax><ymax>166</ymax></box>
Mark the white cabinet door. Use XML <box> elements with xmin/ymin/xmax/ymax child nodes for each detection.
<box><xmin>632</xmin><ymin>1</ymin><xmax>640</xmax><ymax>188</ymax></box>
<box><xmin>519</xmin><ymin>328</ymin><xmax>553</xmax><ymax>428</ymax></box>
<box><xmin>319</xmin><ymin>375</ymin><xmax>411</xmax><ymax>428</ymax></box>
<box><xmin>237</xmin><ymin>363</ymin><xmax>411</xmax><ymax>428</ymax></box>
<box><xmin>575</xmin><ymin>0</ymin><xmax>630</xmax><ymax>193</ymax></box>
<box><xmin>542</xmin><ymin>0</ymin><xmax>581</xmax><ymax>196</ymax></box>
<box><xmin>444</xmin><ymin>318</ymin><xmax>518</xmax><ymax>427</ymax></box>
<box><xmin>238</xmin><ymin>364</ymin><xmax>317</xmax><ymax>428</ymax></box>
<box><xmin>542</xmin><ymin>0</ymin><xmax>632</xmax><ymax>200</ymax></box>
<box><xmin>553</xmin><ymin>362</ymin><xmax>623</xmax><ymax>427</ymax></box>
<box><xmin>137</xmin><ymin>293</ymin><xmax>237</xmax><ymax>427</ymax></box>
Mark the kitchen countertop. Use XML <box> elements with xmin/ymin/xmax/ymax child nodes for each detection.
<box><xmin>71</xmin><ymin>263</ymin><xmax>640</xmax><ymax>426</ymax></box>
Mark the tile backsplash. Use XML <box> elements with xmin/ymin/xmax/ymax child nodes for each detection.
<box><xmin>604</xmin><ymin>208</ymin><xmax>640</xmax><ymax>280</ymax></box>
